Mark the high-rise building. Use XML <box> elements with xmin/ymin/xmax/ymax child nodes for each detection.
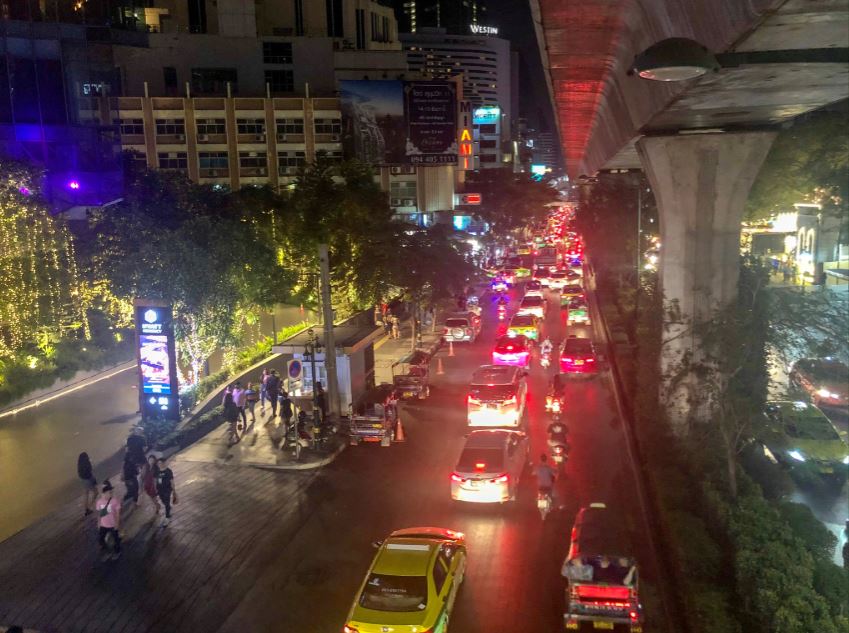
<box><xmin>391</xmin><ymin>0</ymin><xmax>488</xmax><ymax>35</ymax></box>
<box><xmin>401</xmin><ymin>28</ymin><xmax>513</xmax><ymax>168</ymax></box>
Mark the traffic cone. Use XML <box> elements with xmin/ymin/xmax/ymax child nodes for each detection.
<box><xmin>449</xmin><ymin>341</ymin><xmax>455</xmax><ymax>357</ymax></box>
<box><xmin>436</xmin><ymin>357</ymin><xmax>445</xmax><ymax>375</ymax></box>
<box><xmin>394</xmin><ymin>416</ymin><xmax>406</xmax><ymax>442</ymax></box>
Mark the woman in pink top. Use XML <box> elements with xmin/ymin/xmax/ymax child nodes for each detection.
<box><xmin>96</xmin><ymin>480</ymin><xmax>122</xmax><ymax>559</ymax></box>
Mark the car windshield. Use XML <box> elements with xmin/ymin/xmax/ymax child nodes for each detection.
<box><xmin>807</xmin><ymin>360</ymin><xmax>849</xmax><ymax>383</ymax></box>
<box><xmin>359</xmin><ymin>573</ymin><xmax>428</xmax><ymax>612</ymax></box>
<box><xmin>521</xmin><ymin>297</ymin><xmax>543</xmax><ymax>307</ymax></box>
<box><xmin>783</xmin><ymin>416</ymin><xmax>840</xmax><ymax>441</ymax></box>
<box><xmin>445</xmin><ymin>319</ymin><xmax>469</xmax><ymax>327</ymax></box>
<box><xmin>564</xmin><ymin>339</ymin><xmax>593</xmax><ymax>354</ymax></box>
<box><xmin>495</xmin><ymin>336</ymin><xmax>528</xmax><ymax>352</ymax></box>
<box><xmin>457</xmin><ymin>447</ymin><xmax>504</xmax><ymax>470</ymax></box>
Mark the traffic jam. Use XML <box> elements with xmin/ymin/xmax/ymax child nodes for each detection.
<box><xmin>343</xmin><ymin>206</ymin><xmax>645</xmax><ymax>633</ymax></box>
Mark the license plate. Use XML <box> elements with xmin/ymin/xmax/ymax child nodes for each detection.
<box><xmin>593</xmin><ymin>623</ymin><xmax>614</xmax><ymax>630</ymax></box>
<box><xmin>575</xmin><ymin>360</ymin><xmax>585</xmax><ymax>366</ymax></box>
<box><xmin>403</xmin><ymin>392</ymin><xmax>414</xmax><ymax>397</ymax></box>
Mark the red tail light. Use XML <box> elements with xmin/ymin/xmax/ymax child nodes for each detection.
<box><xmin>562</xmin><ymin>357</ymin><xmax>574</xmax><ymax>364</ymax></box>
<box><xmin>586</xmin><ymin>357</ymin><xmax>595</xmax><ymax>363</ymax></box>
<box><xmin>493</xmin><ymin>474</ymin><xmax>509</xmax><ymax>484</ymax></box>
<box><xmin>630</xmin><ymin>610</ymin><xmax>639</xmax><ymax>621</ymax></box>
<box><xmin>468</xmin><ymin>395</ymin><xmax>480</xmax><ymax>405</ymax></box>
<box><xmin>474</xmin><ymin>462</ymin><xmax>486</xmax><ymax>471</ymax></box>
<box><xmin>450</xmin><ymin>473</ymin><xmax>465</xmax><ymax>483</ymax></box>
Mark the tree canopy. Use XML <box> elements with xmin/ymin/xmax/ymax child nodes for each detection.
<box><xmin>465</xmin><ymin>168</ymin><xmax>558</xmax><ymax>234</ymax></box>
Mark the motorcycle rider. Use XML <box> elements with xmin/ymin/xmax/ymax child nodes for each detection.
<box><xmin>540</xmin><ymin>336</ymin><xmax>554</xmax><ymax>358</ymax></box>
<box><xmin>547</xmin><ymin>419</ymin><xmax>569</xmax><ymax>449</ymax></box>
<box><xmin>535</xmin><ymin>454</ymin><xmax>558</xmax><ymax>509</ymax></box>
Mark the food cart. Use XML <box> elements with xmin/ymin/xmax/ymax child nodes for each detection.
<box><xmin>349</xmin><ymin>383</ymin><xmax>398</xmax><ymax>446</ymax></box>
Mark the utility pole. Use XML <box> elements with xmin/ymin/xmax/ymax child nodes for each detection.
<box><xmin>318</xmin><ymin>244</ymin><xmax>340</xmax><ymax>418</ymax></box>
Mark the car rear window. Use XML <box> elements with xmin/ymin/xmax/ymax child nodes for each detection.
<box><xmin>445</xmin><ymin>318</ymin><xmax>469</xmax><ymax>327</ymax></box>
<box><xmin>521</xmin><ymin>297</ymin><xmax>543</xmax><ymax>307</ymax></box>
<box><xmin>360</xmin><ymin>573</ymin><xmax>428</xmax><ymax>612</ymax></box>
<box><xmin>527</xmin><ymin>281</ymin><xmax>542</xmax><ymax>290</ymax></box>
<box><xmin>564</xmin><ymin>339</ymin><xmax>593</xmax><ymax>353</ymax></box>
<box><xmin>495</xmin><ymin>337</ymin><xmax>528</xmax><ymax>352</ymax></box>
<box><xmin>511</xmin><ymin>316</ymin><xmax>534</xmax><ymax>327</ymax></box>
<box><xmin>550</xmin><ymin>271</ymin><xmax>567</xmax><ymax>279</ymax></box>
<box><xmin>469</xmin><ymin>384</ymin><xmax>516</xmax><ymax>401</ymax></box>
<box><xmin>457</xmin><ymin>447</ymin><xmax>504</xmax><ymax>470</ymax></box>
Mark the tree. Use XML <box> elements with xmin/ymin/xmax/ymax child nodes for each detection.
<box><xmin>465</xmin><ymin>168</ymin><xmax>558</xmax><ymax>234</ymax></box>
<box><xmin>0</xmin><ymin>160</ymin><xmax>88</xmax><ymax>359</ymax></box>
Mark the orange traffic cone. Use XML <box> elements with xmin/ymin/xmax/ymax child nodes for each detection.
<box><xmin>448</xmin><ymin>341</ymin><xmax>455</xmax><ymax>357</ymax></box>
<box><xmin>394</xmin><ymin>416</ymin><xmax>406</xmax><ymax>442</ymax></box>
<box><xmin>436</xmin><ymin>357</ymin><xmax>445</xmax><ymax>375</ymax></box>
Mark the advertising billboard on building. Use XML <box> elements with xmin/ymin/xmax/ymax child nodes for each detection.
<box><xmin>405</xmin><ymin>81</ymin><xmax>458</xmax><ymax>165</ymax></box>
<box><xmin>134</xmin><ymin>301</ymin><xmax>180</xmax><ymax>420</ymax></box>
<box><xmin>341</xmin><ymin>80</ymin><xmax>458</xmax><ymax>166</ymax></box>
<box><xmin>340</xmin><ymin>80</ymin><xmax>406</xmax><ymax>165</ymax></box>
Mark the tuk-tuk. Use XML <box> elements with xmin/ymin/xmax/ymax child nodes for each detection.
<box><xmin>392</xmin><ymin>350</ymin><xmax>431</xmax><ymax>400</ymax></box>
<box><xmin>349</xmin><ymin>383</ymin><xmax>398</xmax><ymax>446</ymax></box>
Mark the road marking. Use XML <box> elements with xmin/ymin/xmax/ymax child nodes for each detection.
<box><xmin>0</xmin><ymin>364</ymin><xmax>136</xmax><ymax>421</ymax></box>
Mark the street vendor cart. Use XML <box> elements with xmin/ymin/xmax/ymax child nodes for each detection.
<box><xmin>349</xmin><ymin>383</ymin><xmax>398</xmax><ymax>447</ymax></box>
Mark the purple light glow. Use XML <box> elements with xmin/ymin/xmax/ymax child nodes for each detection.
<box><xmin>19</xmin><ymin>186</ymin><xmax>31</xmax><ymax>196</ymax></box>
<box><xmin>68</xmin><ymin>180</ymin><xmax>80</xmax><ymax>190</ymax></box>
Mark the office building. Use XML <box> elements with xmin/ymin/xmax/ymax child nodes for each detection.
<box><xmin>391</xmin><ymin>0</ymin><xmax>488</xmax><ymax>35</ymax></box>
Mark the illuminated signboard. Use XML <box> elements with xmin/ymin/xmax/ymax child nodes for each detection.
<box><xmin>134</xmin><ymin>301</ymin><xmax>179</xmax><ymax>420</ymax></box>
<box><xmin>458</xmin><ymin>100</ymin><xmax>475</xmax><ymax>171</ymax></box>
<box><xmin>470</xmin><ymin>24</ymin><xmax>498</xmax><ymax>35</ymax></box>
<box><xmin>460</xmin><ymin>193</ymin><xmax>482</xmax><ymax>205</ymax></box>
<box><xmin>473</xmin><ymin>106</ymin><xmax>500</xmax><ymax>125</ymax></box>
<box><xmin>531</xmin><ymin>164</ymin><xmax>548</xmax><ymax>181</ymax></box>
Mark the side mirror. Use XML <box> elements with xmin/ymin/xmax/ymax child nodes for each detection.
<box><xmin>371</xmin><ymin>540</ymin><xmax>383</xmax><ymax>549</ymax></box>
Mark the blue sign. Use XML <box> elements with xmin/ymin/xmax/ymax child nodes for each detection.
<box><xmin>473</xmin><ymin>106</ymin><xmax>500</xmax><ymax>124</ymax></box>
<box><xmin>288</xmin><ymin>359</ymin><xmax>303</xmax><ymax>379</ymax></box>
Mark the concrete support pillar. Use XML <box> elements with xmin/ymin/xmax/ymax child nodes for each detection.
<box><xmin>636</xmin><ymin>131</ymin><xmax>775</xmax><ymax>431</ymax></box>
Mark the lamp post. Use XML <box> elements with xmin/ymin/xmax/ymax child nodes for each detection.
<box><xmin>304</xmin><ymin>328</ymin><xmax>320</xmax><ymax>423</ymax></box>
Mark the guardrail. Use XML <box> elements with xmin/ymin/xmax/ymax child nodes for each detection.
<box><xmin>585</xmin><ymin>259</ymin><xmax>689</xmax><ymax>633</ymax></box>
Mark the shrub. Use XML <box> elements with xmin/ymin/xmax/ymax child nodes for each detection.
<box><xmin>666</xmin><ymin>510</ymin><xmax>723</xmax><ymax>582</ymax></box>
<box><xmin>155</xmin><ymin>405</ymin><xmax>224</xmax><ymax>451</ymax></box>
<box><xmin>778</xmin><ymin>501</ymin><xmax>837</xmax><ymax>563</ymax></box>
<box><xmin>812</xmin><ymin>559</ymin><xmax>849</xmax><ymax>622</ymax></box>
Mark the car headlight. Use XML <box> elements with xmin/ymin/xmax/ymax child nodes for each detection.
<box><xmin>816</xmin><ymin>388</ymin><xmax>837</xmax><ymax>399</ymax></box>
<box><xmin>788</xmin><ymin>450</ymin><xmax>806</xmax><ymax>462</ymax></box>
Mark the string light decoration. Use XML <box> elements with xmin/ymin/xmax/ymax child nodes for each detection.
<box><xmin>0</xmin><ymin>163</ymin><xmax>89</xmax><ymax>359</ymax></box>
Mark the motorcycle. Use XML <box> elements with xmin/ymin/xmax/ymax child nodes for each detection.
<box><xmin>550</xmin><ymin>442</ymin><xmax>569</xmax><ymax>466</ymax></box>
<box><xmin>540</xmin><ymin>351</ymin><xmax>551</xmax><ymax>368</ymax></box>
<box><xmin>537</xmin><ymin>490</ymin><xmax>553</xmax><ymax>520</ymax></box>
<box><xmin>497</xmin><ymin>304</ymin><xmax>508</xmax><ymax>320</ymax></box>
<box><xmin>545</xmin><ymin>393</ymin><xmax>563</xmax><ymax>415</ymax></box>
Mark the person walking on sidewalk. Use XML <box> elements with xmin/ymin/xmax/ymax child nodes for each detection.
<box><xmin>126</xmin><ymin>427</ymin><xmax>147</xmax><ymax>469</ymax></box>
<box><xmin>122</xmin><ymin>454</ymin><xmax>140</xmax><ymax>508</ymax></box>
<box><xmin>279</xmin><ymin>391</ymin><xmax>293</xmax><ymax>426</ymax></box>
<box><xmin>383</xmin><ymin>311</ymin><xmax>393</xmax><ymax>336</ymax></box>
<box><xmin>266</xmin><ymin>370</ymin><xmax>281</xmax><ymax>417</ymax></box>
<box><xmin>140</xmin><ymin>454</ymin><xmax>160</xmax><ymax>514</ymax></box>
<box><xmin>223</xmin><ymin>390</ymin><xmax>241</xmax><ymax>443</ymax></box>
<box><xmin>77</xmin><ymin>452</ymin><xmax>97</xmax><ymax>517</ymax></box>
<box><xmin>155</xmin><ymin>457</ymin><xmax>177</xmax><ymax>527</ymax></box>
<box><xmin>391</xmin><ymin>315</ymin><xmax>401</xmax><ymax>339</ymax></box>
<box><xmin>314</xmin><ymin>382</ymin><xmax>327</xmax><ymax>423</ymax></box>
<box><xmin>232</xmin><ymin>381</ymin><xmax>248</xmax><ymax>430</ymax></box>
<box><xmin>245</xmin><ymin>382</ymin><xmax>259</xmax><ymax>423</ymax></box>
<box><xmin>96</xmin><ymin>480</ymin><xmax>122</xmax><ymax>559</ymax></box>
<box><xmin>259</xmin><ymin>368</ymin><xmax>270</xmax><ymax>412</ymax></box>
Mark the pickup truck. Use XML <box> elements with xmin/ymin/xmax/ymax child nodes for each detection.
<box><xmin>392</xmin><ymin>350</ymin><xmax>431</xmax><ymax>400</ymax></box>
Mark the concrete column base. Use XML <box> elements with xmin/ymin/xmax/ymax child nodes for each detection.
<box><xmin>636</xmin><ymin>131</ymin><xmax>776</xmax><ymax>432</ymax></box>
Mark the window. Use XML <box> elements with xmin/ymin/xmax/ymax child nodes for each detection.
<box><xmin>326</xmin><ymin>0</ymin><xmax>343</xmax><ymax>38</ymax></box>
<box><xmin>355</xmin><ymin>8</ymin><xmax>365</xmax><ymax>49</ymax></box>
<box><xmin>314</xmin><ymin>118</ymin><xmax>341</xmax><ymax>134</ymax></box>
<box><xmin>155</xmin><ymin>119</ymin><xmax>185</xmax><ymax>136</ymax></box>
<box><xmin>198</xmin><ymin>152</ymin><xmax>228</xmax><ymax>169</ymax></box>
<box><xmin>115</xmin><ymin>118</ymin><xmax>144</xmax><ymax>135</ymax></box>
<box><xmin>276</xmin><ymin>118</ymin><xmax>304</xmax><ymax>134</ymax></box>
<box><xmin>389</xmin><ymin>180</ymin><xmax>416</xmax><ymax>200</ymax></box>
<box><xmin>432</xmin><ymin>557</ymin><xmax>448</xmax><ymax>595</ymax></box>
<box><xmin>239</xmin><ymin>152</ymin><xmax>267</xmax><ymax>168</ymax></box>
<box><xmin>480</xmin><ymin>139</ymin><xmax>497</xmax><ymax>149</ymax></box>
<box><xmin>236</xmin><ymin>118</ymin><xmax>266</xmax><ymax>135</ymax></box>
<box><xmin>265</xmin><ymin>70</ymin><xmax>294</xmax><ymax>93</ymax></box>
<box><xmin>191</xmin><ymin>68</ymin><xmax>237</xmax><ymax>95</ymax></box>
<box><xmin>294</xmin><ymin>0</ymin><xmax>305</xmax><ymax>36</ymax></box>
<box><xmin>278</xmin><ymin>150</ymin><xmax>305</xmax><ymax>173</ymax></box>
<box><xmin>158</xmin><ymin>152</ymin><xmax>187</xmax><ymax>169</ymax></box>
<box><xmin>480</xmin><ymin>154</ymin><xmax>497</xmax><ymax>163</ymax></box>
<box><xmin>263</xmin><ymin>42</ymin><xmax>293</xmax><ymax>64</ymax></box>
<box><xmin>316</xmin><ymin>149</ymin><xmax>343</xmax><ymax>162</ymax></box>
<box><xmin>478</xmin><ymin>123</ymin><xmax>496</xmax><ymax>134</ymax></box>
<box><xmin>196</xmin><ymin>118</ymin><xmax>226</xmax><ymax>135</ymax></box>
<box><xmin>163</xmin><ymin>67</ymin><xmax>177</xmax><ymax>91</ymax></box>
<box><xmin>370</xmin><ymin>12</ymin><xmax>390</xmax><ymax>42</ymax></box>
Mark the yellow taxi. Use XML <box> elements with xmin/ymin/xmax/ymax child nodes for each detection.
<box><xmin>507</xmin><ymin>314</ymin><xmax>541</xmax><ymax>341</ymax></box>
<box><xmin>344</xmin><ymin>527</ymin><xmax>467</xmax><ymax>633</ymax></box>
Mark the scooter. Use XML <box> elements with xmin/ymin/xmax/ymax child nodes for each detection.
<box><xmin>550</xmin><ymin>442</ymin><xmax>569</xmax><ymax>466</ymax></box>
<box><xmin>545</xmin><ymin>394</ymin><xmax>563</xmax><ymax>414</ymax></box>
<box><xmin>537</xmin><ymin>490</ymin><xmax>553</xmax><ymax>520</ymax></box>
<box><xmin>497</xmin><ymin>304</ymin><xmax>507</xmax><ymax>320</ymax></box>
<box><xmin>540</xmin><ymin>351</ymin><xmax>551</xmax><ymax>368</ymax></box>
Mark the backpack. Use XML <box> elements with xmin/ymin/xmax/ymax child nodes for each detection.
<box><xmin>99</xmin><ymin>497</ymin><xmax>112</xmax><ymax>518</ymax></box>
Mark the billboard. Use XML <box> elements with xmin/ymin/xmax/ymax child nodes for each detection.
<box><xmin>405</xmin><ymin>81</ymin><xmax>458</xmax><ymax>164</ymax></box>
<box><xmin>340</xmin><ymin>80</ymin><xmax>406</xmax><ymax>165</ymax></box>
<box><xmin>134</xmin><ymin>301</ymin><xmax>180</xmax><ymax>420</ymax></box>
<box><xmin>341</xmin><ymin>80</ymin><xmax>457</xmax><ymax>165</ymax></box>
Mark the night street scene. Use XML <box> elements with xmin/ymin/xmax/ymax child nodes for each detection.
<box><xmin>0</xmin><ymin>0</ymin><xmax>848</xmax><ymax>632</ymax></box>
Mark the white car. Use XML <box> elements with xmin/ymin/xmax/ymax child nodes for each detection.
<box><xmin>548</xmin><ymin>270</ymin><xmax>568</xmax><ymax>291</ymax></box>
<box><xmin>451</xmin><ymin>430</ymin><xmax>529</xmax><ymax>503</ymax></box>
<box><xmin>518</xmin><ymin>295</ymin><xmax>546</xmax><ymax>319</ymax></box>
<box><xmin>466</xmin><ymin>365</ymin><xmax>528</xmax><ymax>427</ymax></box>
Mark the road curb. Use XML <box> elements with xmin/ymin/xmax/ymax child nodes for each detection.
<box><xmin>216</xmin><ymin>438</ymin><xmax>347</xmax><ymax>471</ymax></box>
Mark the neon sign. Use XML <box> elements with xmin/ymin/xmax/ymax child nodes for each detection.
<box><xmin>470</xmin><ymin>25</ymin><xmax>498</xmax><ymax>35</ymax></box>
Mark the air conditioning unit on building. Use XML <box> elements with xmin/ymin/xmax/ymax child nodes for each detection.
<box><xmin>390</xmin><ymin>166</ymin><xmax>404</xmax><ymax>175</ymax></box>
<box><xmin>402</xmin><ymin>198</ymin><xmax>416</xmax><ymax>207</ymax></box>
<box><xmin>255</xmin><ymin>134</ymin><xmax>266</xmax><ymax>142</ymax></box>
<box><xmin>207</xmin><ymin>170</ymin><xmax>218</xmax><ymax>177</ymax></box>
<box><xmin>198</xmin><ymin>134</ymin><xmax>209</xmax><ymax>142</ymax></box>
<box><xmin>391</xmin><ymin>165</ymin><xmax>416</xmax><ymax>175</ymax></box>
<box><xmin>177</xmin><ymin>134</ymin><xmax>186</xmax><ymax>141</ymax></box>
<box><xmin>277</xmin><ymin>134</ymin><xmax>288</xmax><ymax>142</ymax></box>
<box><xmin>330</xmin><ymin>134</ymin><xmax>340</xmax><ymax>142</ymax></box>
<box><xmin>390</xmin><ymin>198</ymin><xmax>402</xmax><ymax>206</ymax></box>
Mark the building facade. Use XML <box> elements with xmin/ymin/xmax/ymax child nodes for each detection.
<box><xmin>390</xmin><ymin>0</ymin><xmax>488</xmax><ymax>35</ymax></box>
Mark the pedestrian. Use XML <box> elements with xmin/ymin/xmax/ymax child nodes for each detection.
<box><xmin>96</xmin><ymin>480</ymin><xmax>122</xmax><ymax>559</ymax></box>
<box><xmin>383</xmin><ymin>311</ymin><xmax>392</xmax><ymax>336</ymax></box>
<box><xmin>373</xmin><ymin>304</ymin><xmax>382</xmax><ymax>326</ymax></box>
<box><xmin>77</xmin><ymin>452</ymin><xmax>97</xmax><ymax>516</ymax></box>
<box><xmin>232</xmin><ymin>381</ymin><xmax>248</xmax><ymax>429</ymax></box>
<box><xmin>155</xmin><ymin>457</ymin><xmax>177</xmax><ymax>527</ymax></box>
<box><xmin>223</xmin><ymin>390</ymin><xmax>240</xmax><ymax>443</ymax></box>
<box><xmin>121</xmin><ymin>454</ymin><xmax>140</xmax><ymax>507</ymax></box>
<box><xmin>126</xmin><ymin>427</ymin><xmax>147</xmax><ymax>468</ymax></box>
<box><xmin>140</xmin><ymin>454</ymin><xmax>160</xmax><ymax>514</ymax></box>
<box><xmin>259</xmin><ymin>368</ymin><xmax>270</xmax><ymax>412</ymax></box>
<box><xmin>279</xmin><ymin>391</ymin><xmax>293</xmax><ymax>425</ymax></box>
<box><xmin>315</xmin><ymin>382</ymin><xmax>327</xmax><ymax>423</ymax></box>
<box><xmin>245</xmin><ymin>381</ymin><xmax>259</xmax><ymax>423</ymax></box>
<box><xmin>266</xmin><ymin>369</ymin><xmax>281</xmax><ymax>417</ymax></box>
<box><xmin>391</xmin><ymin>315</ymin><xmax>400</xmax><ymax>339</ymax></box>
